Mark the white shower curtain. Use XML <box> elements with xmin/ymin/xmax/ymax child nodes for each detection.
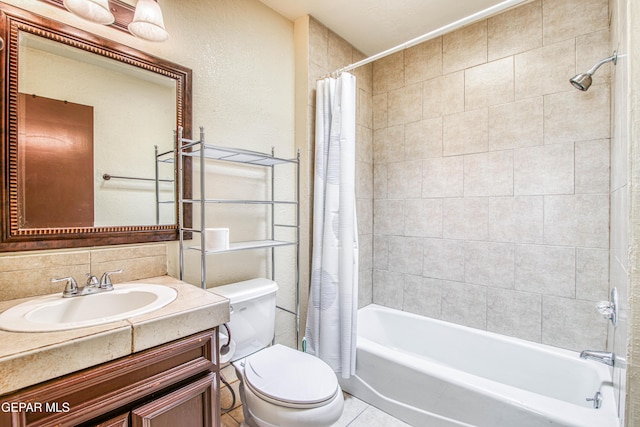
<box><xmin>305</xmin><ymin>72</ymin><xmax>359</xmax><ymax>379</ymax></box>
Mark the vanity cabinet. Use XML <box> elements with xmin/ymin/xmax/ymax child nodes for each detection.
<box><xmin>0</xmin><ymin>329</ymin><xmax>220</xmax><ymax>427</ymax></box>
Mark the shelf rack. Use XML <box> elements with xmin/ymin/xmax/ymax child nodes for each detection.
<box><xmin>177</xmin><ymin>126</ymin><xmax>301</xmax><ymax>344</ymax></box>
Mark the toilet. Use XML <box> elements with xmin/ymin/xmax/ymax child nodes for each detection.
<box><xmin>213</xmin><ymin>278</ymin><xmax>344</xmax><ymax>427</ymax></box>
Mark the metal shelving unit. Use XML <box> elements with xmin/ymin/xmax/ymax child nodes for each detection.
<box><xmin>177</xmin><ymin>126</ymin><xmax>301</xmax><ymax>343</ymax></box>
<box><xmin>155</xmin><ymin>145</ymin><xmax>175</xmax><ymax>225</ymax></box>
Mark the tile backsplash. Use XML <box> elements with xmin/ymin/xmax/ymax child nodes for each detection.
<box><xmin>0</xmin><ymin>244</ymin><xmax>168</xmax><ymax>301</ymax></box>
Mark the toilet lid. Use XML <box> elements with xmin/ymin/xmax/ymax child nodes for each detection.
<box><xmin>244</xmin><ymin>344</ymin><xmax>339</xmax><ymax>408</ymax></box>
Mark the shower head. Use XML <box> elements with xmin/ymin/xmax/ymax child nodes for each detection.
<box><xmin>570</xmin><ymin>51</ymin><xmax>617</xmax><ymax>91</ymax></box>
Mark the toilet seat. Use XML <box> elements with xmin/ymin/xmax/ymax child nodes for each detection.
<box><xmin>244</xmin><ymin>344</ymin><xmax>339</xmax><ymax>409</ymax></box>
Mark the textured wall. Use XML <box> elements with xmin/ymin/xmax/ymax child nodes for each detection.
<box><xmin>371</xmin><ymin>0</ymin><xmax>612</xmax><ymax>352</ymax></box>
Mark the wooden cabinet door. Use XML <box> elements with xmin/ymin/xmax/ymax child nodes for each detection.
<box><xmin>93</xmin><ymin>412</ymin><xmax>129</xmax><ymax>427</ymax></box>
<box><xmin>131</xmin><ymin>373</ymin><xmax>217</xmax><ymax>427</ymax></box>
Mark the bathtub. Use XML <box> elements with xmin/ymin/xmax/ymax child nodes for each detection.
<box><xmin>338</xmin><ymin>304</ymin><xmax>619</xmax><ymax>427</ymax></box>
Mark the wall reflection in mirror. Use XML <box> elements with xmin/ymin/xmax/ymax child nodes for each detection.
<box><xmin>17</xmin><ymin>32</ymin><xmax>177</xmax><ymax>228</ymax></box>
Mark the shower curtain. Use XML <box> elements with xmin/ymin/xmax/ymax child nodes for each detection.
<box><xmin>305</xmin><ymin>72</ymin><xmax>359</xmax><ymax>379</ymax></box>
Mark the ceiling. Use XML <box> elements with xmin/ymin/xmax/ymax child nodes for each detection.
<box><xmin>258</xmin><ymin>0</ymin><xmax>526</xmax><ymax>57</ymax></box>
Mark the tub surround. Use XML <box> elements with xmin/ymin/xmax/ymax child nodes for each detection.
<box><xmin>0</xmin><ymin>275</ymin><xmax>229</xmax><ymax>395</ymax></box>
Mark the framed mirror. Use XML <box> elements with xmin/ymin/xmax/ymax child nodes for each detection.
<box><xmin>0</xmin><ymin>3</ymin><xmax>192</xmax><ymax>251</ymax></box>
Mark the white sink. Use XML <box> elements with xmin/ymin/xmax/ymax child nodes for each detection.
<box><xmin>0</xmin><ymin>284</ymin><xmax>177</xmax><ymax>332</ymax></box>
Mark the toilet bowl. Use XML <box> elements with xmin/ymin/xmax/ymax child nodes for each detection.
<box><xmin>234</xmin><ymin>345</ymin><xmax>344</xmax><ymax>427</ymax></box>
<box><xmin>212</xmin><ymin>278</ymin><xmax>344</xmax><ymax>427</ymax></box>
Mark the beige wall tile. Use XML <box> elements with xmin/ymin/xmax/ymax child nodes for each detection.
<box><xmin>373</xmin><ymin>164</ymin><xmax>388</xmax><ymax>199</ymax></box>
<box><xmin>0</xmin><ymin>251</ymin><xmax>90</xmax><ymax>300</ymax></box>
<box><xmin>388</xmin><ymin>83</ymin><xmax>423</xmax><ymax>126</ymax></box>
<box><xmin>356</xmin><ymin>125</ymin><xmax>373</xmax><ymax>163</ymax></box>
<box><xmin>515</xmin><ymin>244</ymin><xmax>576</xmax><ymax>297</ymax></box>
<box><xmin>465</xmin><ymin>241</ymin><xmax>515</xmax><ymax>288</ymax></box>
<box><xmin>1</xmin><ymin>265</ymin><xmax>89</xmax><ymax>300</ymax></box>
<box><xmin>404</xmin><ymin>37</ymin><xmax>442</xmax><ymax>85</ymax></box>
<box><xmin>404</xmin><ymin>199</ymin><xmax>443</xmax><ymax>238</ymax></box>
<box><xmin>576</xmin><ymin>29</ymin><xmax>612</xmax><ymax>82</ymax></box>
<box><xmin>463</xmin><ymin>150</ymin><xmax>514</xmax><ymax>197</ymax></box>
<box><xmin>487</xmin><ymin>288</ymin><xmax>542</xmax><ymax>342</ymax></box>
<box><xmin>372</xmin><ymin>51</ymin><xmax>404</xmax><ymax>95</ymax></box>
<box><xmin>489</xmin><ymin>97</ymin><xmax>544</xmax><ymax>150</ymax></box>
<box><xmin>403</xmin><ymin>277</ymin><xmax>442</xmax><ymax>318</ymax></box>
<box><xmin>423</xmin><ymin>238</ymin><xmax>465</xmax><ymax>282</ymax></box>
<box><xmin>441</xmin><ymin>280</ymin><xmax>487</xmax><ymax>329</ymax></box>
<box><xmin>576</xmin><ymin>247</ymin><xmax>609</xmax><ymax>301</ymax></box>
<box><xmin>488</xmin><ymin>0</ymin><xmax>542</xmax><ymax>60</ymax></box>
<box><xmin>91</xmin><ymin>257</ymin><xmax>167</xmax><ymax>285</ymax></box>
<box><xmin>358</xmin><ymin>269</ymin><xmax>373</xmax><ymax>308</ymax></box>
<box><xmin>357</xmin><ymin>198</ymin><xmax>373</xmax><ymax>236</ymax></box>
<box><xmin>443</xmin><ymin>197</ymin><xmax>489</xmax><ymax>241</ymax></box>
<box><xmin>422</xmin><ymin>71</ymin><xmax>465</xmax><ymax>119</ymax></box>
<box><xmin>443</xmin><ymin>108</ymin><xmax>489</xmax><ymax>156</ymax></box>
<box><xmin>373</xmin><ymin>269</ymin><xmax>404</xmax><ymax>309</ymax></box>
<box><xmin>542</xmin><ymin>295</ymin><xmax>608</xmax><ymax>351</ymax></box>
<box><xmin>542</xmin><ymin>0</ymin><xmax>609</xmax><ymax>45</ymax></box>
<box><xmin>309</xmin><ymin>17</ymin><xmax>328</xmax><ymax>69</ymax></box>
<box><xmin>373</xmin><ymin>199</ymin><xmax>404</xmax><ymax>235</ymax></box>
<box><xmin>514</xmin><ymin>143</ymin><xmax>574</xmax><ymax>195</ymax></box>
<box><xmin>353</xmin><ymin>62</ymin><xmax>373</xmax><ymax>95</ymax></box>
<box><xmin>544</xmin><ymin>194</ymin><xmax>609</xmax><ymax>248</ymax></box>
<box><xmin>514</xmin><ymin>39</ymin><xmax>576</xmax><ymax>100</ymax></box>
<box><xmin>465</xmin><ymin>57</ymin><xmax>515</xmax><ymax>110</ymax></box>
<box><xmin>89</xmin><ymin>244</ymin><xmax>166</xmax><ymax>263</ymax></box>
<box><xmin>357</xmin><ymin>89</ymin><xmax>373</xmax><ymax>128</ymax></box>
<box><xmin>373</xmin><ymin>235</ymin><xmax>389</xmax><ymax>270</ymax></box>
<box><xmin>422</xmin><ymin>156</ymin><xmax>464</xmax><ymax>198</ymax></box>
<box><xmin>544</xmin><ymin>83</ymin><xmax>610</xmax><ymax>144</ymax></box>
<box><xmin>373</xmin><ymin>125</ymin><xmax>404</xmax><ymax>164</ymax></box>
<box><xmin>0</xmin><ymin>251</ymin><xmax>89</xmax><ymax>272</ymax></box>
<box><xmin>388</xmin><ymin>236</ymin><xmax>423</xmax><ymax>275</ymax></box>
<box><xmin>387</xmin><ymin>160</ymin><xmax>422</xmax><ymax>199</ymax></box>
<box><xmin>442</xmin><ymin>21</ymin><xmax>488</xmax><ymax>74</ymax></box>
<box><xmin>372</xmin><ymin>93</ymin><xmax>388</xmax><ymax>130</ymax></box>
<box><xmin>404</xmin><ymin>117</ymin><xmax>443</xmax><ymax>159</ymax></box>
<box><xmin>327</xmin><ymin>30</ymin><xmax>353</xmax><ymax>72</ymax></box>
<box><xmin>488</xmin><ymin>196</ymin><xmax>544</xmax><ymax>244</ymax></box>
<box><xmin>463</xmin><ymin>198</ymin><xmax>490</xmax><ymax>241</ymax></box>
<box><xmin>575</xmin><ymin>139</ymin><xmax>610</xmax><ymax>194</ymax></box>
<box><xmin>356</xmin><ymin>159</ymin><xmax>373</xmax><ymax>198</ymax></box>
<box><xmin>442</xmin><ymin>198</ymin><xmax>465</xmax><ymax>240</ymax></box>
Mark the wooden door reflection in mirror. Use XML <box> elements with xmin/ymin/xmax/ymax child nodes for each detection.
<box><xmin>18</xmin><ymin>94</ymin><xmax>94</xmax><ymax>228</ymax></box>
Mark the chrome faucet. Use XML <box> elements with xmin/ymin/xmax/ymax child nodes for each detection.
<box><xmin>579</xmin><ymin>350</ymin><xmax>615</xmax><ymax>366</ymax></box>
<box><xmin>52</xmin><ymin>269</ymin><xmax>123</xmax><ymax>298</ymax></box>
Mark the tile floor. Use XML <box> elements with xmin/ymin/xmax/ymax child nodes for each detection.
<box><xmin>219</xmin><ymin>364</ymin><xmax>411</xmax><ymax>427</ymax></box>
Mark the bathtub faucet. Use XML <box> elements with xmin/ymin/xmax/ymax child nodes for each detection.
<box><xmin>579</xmin><ymin>350</ymin><xmax>615</xmax><ymax>366</ymax></box>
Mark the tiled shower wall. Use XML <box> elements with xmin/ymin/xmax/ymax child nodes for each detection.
<box><xmin>371</xmin><ymin>0</ymin><xmax>611</xmax><ymax>351</ymax></box>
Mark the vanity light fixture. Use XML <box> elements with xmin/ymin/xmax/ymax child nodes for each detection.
<box><xmin>128</xmin><ymin>0</ymin><xmax>169</xmax><ymax>42</ymax></box>
<box><xmin>63</xmin><ymin>0</ymin><xmax>115</xmax><ymax>25</ymax></box>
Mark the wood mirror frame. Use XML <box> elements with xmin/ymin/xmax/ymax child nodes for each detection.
<box><xmin>0</xmin><ymin>3</ymin><xmax>192</xmax><ymax>252</ymax></box>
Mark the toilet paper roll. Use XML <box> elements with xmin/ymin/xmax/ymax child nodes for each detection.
<box><xmin>219</xmin><ymin>331</ymin><xmax>236</xmax><ymax>364</ymax></box>
<box><xmin>204</xmin><ymin>228</ymin><xmax>229</xmax><ymax>252</ymax></box>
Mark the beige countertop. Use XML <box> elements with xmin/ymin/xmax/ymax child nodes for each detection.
<box><xmin>0</xmin><ymin>275</ymin><xmax>229</xmax><ymax>396</ymax></box>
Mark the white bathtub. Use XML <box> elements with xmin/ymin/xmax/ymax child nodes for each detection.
<box><xmin>339</xmin><ymin>304</ymin><xmax>619</xmax><ymax>427</ymax></box>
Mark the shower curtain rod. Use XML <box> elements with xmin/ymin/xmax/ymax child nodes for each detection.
<box><xmin>323</xmin><ymin>0</ymin><xmax>526</xmax><ymax>78</ymax></box>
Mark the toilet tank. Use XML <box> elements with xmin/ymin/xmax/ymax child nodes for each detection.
<box><xmin>212</xmin><ymin>278</ymin><xmax>278</xmax><ymax>361</ymax></box>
